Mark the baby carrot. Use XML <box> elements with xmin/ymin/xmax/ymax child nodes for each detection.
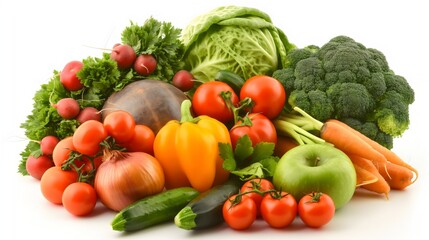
<box><xmin>348</xmin><ymin>153</ymin><xmax>390</xmax><ymax>198</ymax></box>
<box><xmin>327</xmin><ymin>119</ymin><xmax>418</xmax><ymax>182</ymax></box>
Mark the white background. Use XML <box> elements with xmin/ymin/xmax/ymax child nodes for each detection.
<box><xmin>1</xmin><ymin>0</ymin><xmax>428</xmax><ymax>239</ymax></box>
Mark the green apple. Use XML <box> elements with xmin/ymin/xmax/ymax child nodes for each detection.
<box><xmin>273</xmin><ymin>144</ymin><xmax>356</xmax><ymax>209</ymax></box>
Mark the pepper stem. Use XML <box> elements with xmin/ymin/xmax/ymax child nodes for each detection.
<box><xmin>180</xmin><ymin>99</ymin><xmax>200</xmax><ymax>124</ymax></box>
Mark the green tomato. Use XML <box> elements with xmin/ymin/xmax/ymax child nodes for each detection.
<box><xmin>273</xmin><ymin>144</ymin><xmax>356</xmax><ymax>209</ymax></box>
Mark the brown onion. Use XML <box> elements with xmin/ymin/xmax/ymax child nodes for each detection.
<box><xmin>94</xmin><ymin>150</ymin><xmax>165</xmax><ymax>212</ymax></box>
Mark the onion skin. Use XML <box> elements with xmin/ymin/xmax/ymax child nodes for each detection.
<box><xmin>94</xmin><ymin>150</ymin><xmax>165</xmax><ymax>212</ymax></box>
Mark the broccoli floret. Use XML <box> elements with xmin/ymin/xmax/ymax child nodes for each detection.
<box><xmin>272</xmin><ymin>35</ymin><xmax>415</xmax><ymax>148</ymax></box>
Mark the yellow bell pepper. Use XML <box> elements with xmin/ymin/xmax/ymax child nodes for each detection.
<box><xmin>154</xmin><ymin>99</ymin><xmax>231</xmax><ymax>192</ymax></box>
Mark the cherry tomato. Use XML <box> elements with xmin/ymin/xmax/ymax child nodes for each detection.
<box><xmin>222</xmin><ymin>194</ymin><xmax>257</xmax><ymax>230</ymax></box>
<box><xmin>103</xmin><ymin>110</ymin><xmax>136</xmax><ymax>143</ymax></box>
<box><xmin>26</xmin><ymin>155</ymin><xmax>54</xmax><ymax>180</ymax></box>
<box><xmin>240</xmin><ymin>178</ymin><xmax>275</xmax><ymax>216</ymax></box>
<box><xmin>119</xmin><ymin>124</ymin><xmax>155</xmax><ymax>154</ymax></box>
<box><xmin>73</xmin><ymin>120</ymin><xmax>108</xmax><ymax>156</ymax></box>
<box><xmin>40</xmin><ymin>166</ymin><xmax>78</xmax><ymax>205</ymax></box>
<box><xmin>230</xmin><ymin>113</ymin><xmax>277</xmax><ymax>149</ymax></box>
<box><xmin>240</xmin><ymin>75</ymin><xmax>286</xmax><ymax>119</ymax></box>
<box><xmin>192</xmin><ymin>81</ymin><xmax>239</xmax><ymax>123</ymax></box>
<box><xmin>52</xmin><ymin>136</ymin><xmax>76</xmax><ymax>167</ymax></box>
<box><xmin>260</xmin><ymin>191</ymin><xmax>298</xmax><ymax>228</ymax></box>
<box><xmin>62</xmin><ymin>182</ymin><xmax>97</xmax><ymax>216</ymax></box>
<box><xmin>298</xmin><ymin>192</ymin><xmax>336</xmax><ymax>228</ymax></box>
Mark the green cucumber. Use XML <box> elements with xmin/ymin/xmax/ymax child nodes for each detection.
<box><xmin>174</xmin><ymin>178</ymin><xmax>241</xmax><ymax>230</ymax></box>
<box><xmin>215</xmin><ymin>70</ymin><xmax>245</xmax><ymax>94</ymax></box>
<box><xmin>111</xmin><ymin>187</ymin><xmax>199</xmax><ymax>232</ymax></box>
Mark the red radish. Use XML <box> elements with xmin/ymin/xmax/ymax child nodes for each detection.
<box><xmin>110</xmin><ymin>44</ymin><xmax>136</xmax><ymax>69</ymax></box>
<box><xmin>60</xmin><ymin>61</ymin><xmax>84</xmax><ymax>91</ymax></box>
<box><xmin>134</xmin><ymin>54</ymin><xmax>157</xmax><ymax>76</ymax></box>
<box><xmin>76</xmin><ymin>107</ymin><xmax>101</xmax><ymax>124</ymax></box>
<box><xmin>52</xmin><ymin>98</ymin><xmax>80</xmax><ymax>119</ymax></box>
<box><xmin>40</xmin><ymin>135</ymin><xmax>60</xmax><ymax>155</ymax></box>
<box><xmin>172</xmin><ymin>70</ymin><xmax>194</xmax><ymax>92</ymax></box>
<box><xmin>26</xmin><ymin>155</ymin><xmax>54</xmax><ymax>180</ymax></box>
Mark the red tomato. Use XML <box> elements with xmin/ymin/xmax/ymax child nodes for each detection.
<box><xmin>260</xmin><ymin>191</ymin><xmax>298</xmax><ymax>228</ymax></box>
<box><xmin>298</xmin><ymin>192</ymin><xmax>336</xmax><ymax>228</ymax></box>
<box><xmin>119</xmin><ymin>124</ymin><xmax>155</xmax><ymax>154</ymax></box>
<box><xmin>240</xmin><ymin>178</ymin><xmax>275</xmax><ymax>216</ymax></box>
<box><xmin>192</xmin><ymin>81</ymin><xmax>239</xmax><ymax>123</ymax></box>
<box><xmin>223</xmin><ymin>194</ymin><xmax>257</xmax><ymax>230</ymax></box>
<box><xmin>26</xmin><ymin>155</ymin><xmax>54</xmax><ymax>180</ymax></box>
<box><xmin>73</xmin><ymin>120</ymin><xmax>108</xmax><ymax>156</ymax></box>
<box><xmin>52</xmin><ymin>136</ymin><xmax>75</xmax><ymax>167</ymax></box>
<box><xmin>62</xmin><ymin>182</ymin><xmax>97</xmax><ymax>216</ymax></box>
<box><xmin>240</xmin><ymin>75</ymin><xmax>286</xmax><ymax>119</ymax></box>
<box><xmin>230</xmin><ymin>113</ymin><xmax>277</xmax><ymax>149</ymax></box>
<box><xmin>103</xmin><ymin>110</ymin><xmax>136</xmax><ymax>143</ymax></box>
<box><xmin>40</xmin><ymin>166</ymin><xmax>78</xmax><ymax>205</ymax></box>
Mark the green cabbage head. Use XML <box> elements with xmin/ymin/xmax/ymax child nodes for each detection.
<box><xmin>181</xmin><ymin>5</ymin><xmax>295</xmax><ymax>82</ymax></box>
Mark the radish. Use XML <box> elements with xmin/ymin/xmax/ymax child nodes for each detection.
<box><xmin>134</xmin><ymin>54</ymin><xmax>157</xmax><ymax>76</ymax></box>
<box><xmin>60</xmin><ymin>61</ymin><xmax>84</xmax><ymax>91</ymax></box>
<box><xmin>110</xmin><ymin>44</ymin><xmax>136</xmax><ymax>69</ymax></box>
<box><xmin>26</xmin><ymin>155</ymin><xmax>54</xmax><ymax>180</ymax></box>
<box><xmin>52</xmin><ymin>98</ymin><xmax>80</xmax><ymax>119</ymax></box>
<box><xmin>40</xmin><ymin>135</ymin><xmax>60</xmax><ymax>155</ymax></box>
<box><xmin>172</xmin><ymin>70</ymin><xmax>195</xmax><ymax>92</ymax></box>
<box><xmin>76</xmin><ymin>107</ymin><xmax>101</xmax><ymax>124</ymax></box>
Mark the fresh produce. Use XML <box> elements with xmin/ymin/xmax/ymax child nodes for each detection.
<box><xmin>76</xmin><ymin>107</ymin><xmax>101</xmax><ymax>124</ymax></box>
<box><xmin>380</xmin><ymin>162</ymin><xmax>414</xmax><ymax>190</ymax></box>
<box><xmin>239</xmin><ymin>178</ymin><xmax>275</xmax><ymax>216</ymax></box>
<box><xmin>273</xmin><ymin>144</ymin><xmax>357</xmax><ymax>209</ymax></box>
<box><xmin>181</xmin><ymin>5</ymin><xmax>295</xmax><ymax>82</ymax></box>
<box><xmin>40</xmin><ymin>166</ymin><xmax>78</xmax><ymax>205</ymax></box>
<box><xmin>40</xmin><ymin>135</ymin><xmax>60</xmax><ymax>155</ymax></box>
<box><xmin>174</xmin><ymin>178</ymin><xmax>241</xmax><ymax>230</ymax></box>
<box><xmin>222</xmin><ymin>194</ymin><xmax>257</xmax><ymax>230</ymax></box>
<box><xmin>103</xmin><ymin>110</ymin><xmax>136</xmax><ymax>143</ymax></box>
<box><xmin>191</xmin><ymin>81</ymin><xmax>239</xmax><ymax>124</ymax></box>
<box><xmin>229</xmin><ymin>113</ymin><xmax>277</xmax><ymax>149</ymax></box>
<box><xmin>110</xmin><ymin>43</ymin><xmax>136</xmax><ymax>69</ymax></box>
<box><xmin>72</xmin><ymin>120</ymin><xmax>108</xmax><ymax>156</ymax></box>
<box><xmin>260</xmin><ymin>191</ymin><xmax>298</xmax><ymax>228</ymax></box>
<box><xmin>25</xmin><ymin>155</ymin><xmax>54</xmax><ymax>180</ymax></box>
<box><xmin>62</xmin><ymin>182</ymin><xmax>97</xmax><ymax>216</ymax></box>
<box><xmin>94</xmin><ymin>150</ymin><xmax>165</xmax><ymax>212</ymax></box>
<box><xmin>298</xmin><ymin>192</ymin><xmax>336</xmax><ymax>228</ymax></box>
<box><xmin>172</xmin><ymin>70</ymin><xmax>195</xmax><ymax>92</ymax></box>
<box><xmin>239</xmin><ymin>75</ymin><xmax>286</xmax><ymax>119</ymax></box>
<box><xmin>118</xmin><ymin>124</ymin><xmax>155</xmax><ymax>154</ymax></box>
<box><xmin>60</xmin><ymin>60</ymin><xmax>84</xmax><ymax>91</ymax></box>
<box><xmin>102</xmin><ymin>80</ymin><xmax>188</xmax><ymax>134</ymax></box>
<box><xmin>134</xmin><ymin>54</ymin><xmax>157</xmax><ymax>76</ymax></box>
<box><xmin>154</xmin><ymin>100</ymin><xmax>230</xmax><ymax>192</ymax></box>
<box><xmin>272</xmin><ymin>35</ymin><xmax>415</xmax><ymax>149</ymax></box>
<box><xmin>112</xmin><ymin>187</ymin><xmax>200</xmax><ymax>232</ymax></box>
<box><xmin>214</xmin><ymin>70</ymin><xmax>245</xmax><ymax>95</ymax></box>
<box><xmin>52</xmin><ymin>97</ymin><xmax>80</xmax><ymax>120</ymax></box>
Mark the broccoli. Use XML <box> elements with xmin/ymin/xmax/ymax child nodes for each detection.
<box><xmin>272</xmin><ymin>35</ymin><xmax>415</xmax><ymax>149</ymax></box>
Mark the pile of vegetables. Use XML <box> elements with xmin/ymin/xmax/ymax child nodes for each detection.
<box><xmin>18</xmin><ymin>4</ymin><xmax>418</xmax><ymax>234</ymax></box>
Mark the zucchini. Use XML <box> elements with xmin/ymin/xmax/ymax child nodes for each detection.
<box><xmin>174</xmin><ymin>178</ymin><xmax>241</xmax><ymax>230</ymax></box>
<box><xmin>111</xmin><ymin>187</ymin><xmax>199</xmax><ymax>232</ymax></box>
<box><xmin>215</xmin><ymin>70</ymin><xmax>245</xmax><ymax>94</ymax></box>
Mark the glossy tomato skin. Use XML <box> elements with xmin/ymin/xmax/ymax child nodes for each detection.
<box><xmin>119</xmin><ymin>124</ymin><xmax>155</xmax><ymax>154</ymax></box>
<box><xmin>260</xmin><ymin>192</ymin><xmax>298</xmax><ymax>228</ymax></box>
<box><xmin>62</xmin><ymin>182</ymin><xmax>97</xmax><ymax>216</ymax></box>
<box><xmin>240</xmin><ymin>178</ymin><xmax>275</xmax><ymax>216</ymax></box>
<box><xmin>240</xmin><ymin>75</ymin><xmax>286</xmax><ymax>119</ymax></box>
<box><xmin>73</xmin><ymin>120</ymin><xmax>108</xmax><ymax>156</ymax></box>
<box><xmin>223</xmin><ymin>194</ymin><xmax>257</xmax><ymax>230</ymax></box>
<box><xmin>52</xmin><ymin>136</ymin><xmax>75</xmax><ymax>167</ymax></box>
<box><xmin>103</xmin><ymin>110</ymin><xmax>136</xmax><ymax>143</ymax></box>
<box><xmin>192</xmin><ymin>81</ymin><xmax>239</xmax><ymax>123</ymax></box>
<box><xmin>40</xmin><ymin>166</ymin><xmax>78</xmax><ymax>205</ymax></box>
<box><xmin>230</xmin><ymin>113</ymin><xmax>277</xmax><ymax>149</ymax></box>
<box><xmin>298</xmin><ymin>192</ymin><xmax>336</xmax><ymax>228</ymax></box>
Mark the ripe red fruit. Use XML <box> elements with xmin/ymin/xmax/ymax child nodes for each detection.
<box><xmin>110</xmin><ymin>44</ymin><xmax>136</xmax><ymax>69</ymax></box>
<box><xmin>134</xmin><ymin>54</ymin><xmax>157</xmax><ymax>76</ymax></box>
<box><xmin>60</xmin><ymin>61</ymin><xmax>84</xmax><ymax>91</ymax></box>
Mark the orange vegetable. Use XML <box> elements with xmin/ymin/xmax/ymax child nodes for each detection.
<box><xmin>348</xmin><ymin>153</ymin><xmax>390</xmax><ymax>198</ymax></box>
<box><xmin>327</xmin><ymin>119</ymin><xmax>418</xmax><ymax>183</ymax></box>
<box><xmin>153</xmin><ymin>100</ymin><xmax>230</xmax><ymax>192</ymax></box>
<box><xmin>379</xmin><ymin>162</ymin><xmax>414</xmax><ymax>190</ymax></box>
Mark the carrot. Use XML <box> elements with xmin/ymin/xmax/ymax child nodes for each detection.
<box><xmin>353</xmin><ymin>164</ymin><xmax>378</xmax><ymax>187</ymax></box>
<box><xmin>274</xmin><ymin>135</ymin><xmax>299</xmax><ymax>158</ymax></box>
<box><xmin>348</xmin><ymin>153</ymin><xmax>390</xmax><ymax>198</ymax></box>
<box><xmin>320</xmin><ymin>121</ymin><xmax>388</xmax><ymax>173</ymax></box>
<box><xmin>327</xmin><ymin>119</ymin><xmax>418</xmax><ymax>182</ymax></box>
<box><xmin>378</xmin><ymin>161</ymin><xmax>414</xmax><ymax>190</ymax></box>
